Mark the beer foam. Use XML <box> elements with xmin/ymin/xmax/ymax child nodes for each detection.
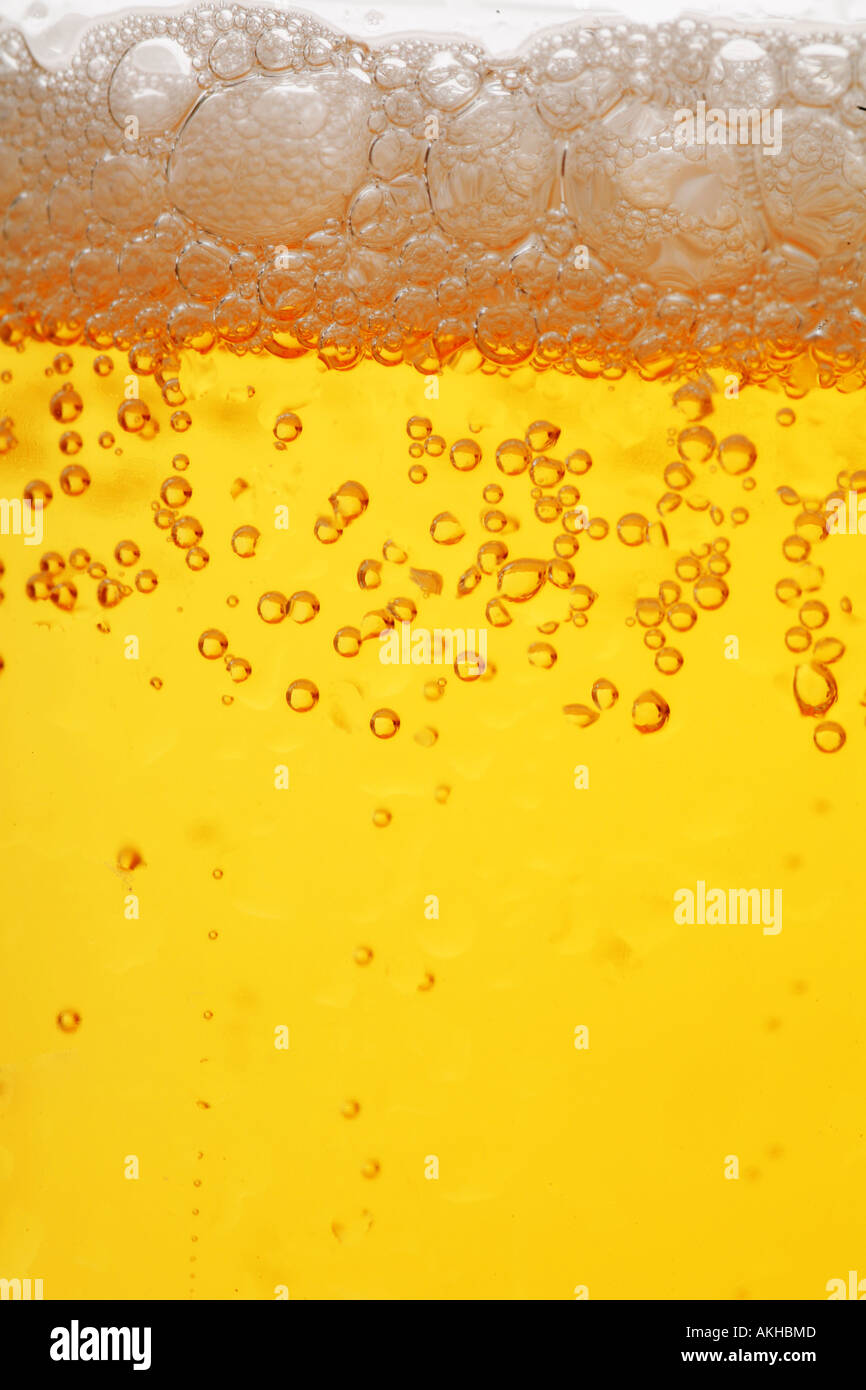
<box><xmin>3</xmin><ymin>4</ymin><xmax>866</xmax><ymax>382</ymax></box>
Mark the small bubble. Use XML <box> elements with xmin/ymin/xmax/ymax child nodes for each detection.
<box><xmin>776</xmin><ymin>408</ymin><xmax>796</xmax><ymax>428</ymax></box>
<box><xmin>172</xmin><ymin>516</ymin><xmax>204</xmax><ymax>549</ymax></box>
<box><xmin>526</xmin><ymin>419</ymin><xmax>560</xmax><ymax>452</ymax></box>
<box><xmin>186</xmin><ymin>546</ymin><xmax>209</xmax><ymax>572</ymax></box>
<box><xmin>372</xmin><ymin>808</ymin><xmax>391</xmax><ymax>828</ymax></box>
<box><xmin>793</xmin><ymin>663</ymin><xmax>837</xmax><ymax>716</ymax></box>
<box><xmin>59</xmin><ymin>464</ymin><xmax>90</xmax><ymax>497</ymax></box>
<box><xmin>286</xmin><ymin>679</ymin><xmax>319</xmax><ymax>712</ymax></box>
<box><xmin>212</xmin><ymin>869</ymin><xmax>223</xmax><ymax>880</ymax></box>
<box><xmin>273</xmin><ymin>411</ymin><xmax>302</xmax><ymax>442</ymax></box>
<box><xmin>341</xmin><ymin>1099</ymin><xmax>361</xmax><ymax>1118</ymax></box>
<box><xmin>114</xmin><ymin>539</ymin><xmax>140</xmax><ymax>567</ymax></box>
<box><xmin>198</xmin><ymin>629</ymin><xmax>228</xmax><ymax>661</ymax></box>
<box><xmin>333</xmin><ymin>626</ymin><xmax>362</xmax><ymax>657</ymax></box>
<box><xmin>430</xmin><ymin>511</ymin><xmax>465</xmax><ymax>545</ymax></box>
<box><xmin>231</xmin><ymin>525</ymin><xmax>260</xmax><ymax>559</ymax></box>
<box><xmin>814</xmin><ymin>721</ymin><xmax>846</xmax><ymax>753</ymax></box>
<box><xmin>371</xmin><ymin>708</ymin><xmax>400</xmax><ymax>739</ymax></box>
<box><xmin>406</xmin><ymin>415</ymin><xmax>432</xmax><ymax>441</ymax></box>
<box><xmin>528</xmin><ymin>641</ymin><xmax>557</xmax><ymax>669</ymax></box>
<box><xmin>655</xmin><ymin>647</ymin><xmax>684</xmax><ymax>675</ymax></box>
<box><xmin>57</xmin><ymin>1009</ymin><xmax>81</xmax><ymax>1033</ymax></box>
<box><xmin>49</xmin><ymin>383</ymin><xmax>83</xmax><ymax>423</ymax></box>
<box><xmin>353</xmin><ymin>945</ymin><xmax>374</xmax><ymax>965</ymax></box>
<box><xmin>117</xmin><ymin>398</ymin><xmax>151</xmax><ymax>433</ymax></box>
<box><xmin>632</xmin><ymin>690</ymin><xmax>670</xmax><ymax>734</ymax></box>
<box><xmin>361</xmin><ymin>1159</ymin><xmax>381</xmax><ymax>1180</ymax></box>
<box><xmin>161</xmin><ymin>476</ymin><xmax>192</xmax><ymax>508</ymax></box>
<box><xmin>591</xmin><ymin>678</ymin><xmax>618</xmax><ymax>710</ymax></box>
<box><xmin>258</xmin><ymin>591</ymin><xmax>288</xmax><ymax>623</ymax></box>
<box><xmin>495</xmin><ymin>439</ymin><xmax>530</xmax><ymax>475</ymax></box>
<box><xmin>289</xmin><ymin>591</ymin><xmax>319</xmax><ymax>623</ymax></box>
<box><xmin>718</xmin><ymin>435</ymin><xmax>757</xmax><ymax>475</ymax></box>
<box><xmin>449</xmin><ymin>438</ymin><xmax>481</xmax><ymax>472</ymax></box>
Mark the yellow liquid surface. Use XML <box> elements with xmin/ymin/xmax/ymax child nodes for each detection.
<box><xmin>0</xmin><ymin>344</ymin><xmax>864</xmax><ymax>1299</ymax></box>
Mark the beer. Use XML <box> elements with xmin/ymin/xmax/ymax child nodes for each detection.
<box><xmin>0</xmin><ymin>3</ymin><xmax>862</xmax><ymax>1300</ymax></box>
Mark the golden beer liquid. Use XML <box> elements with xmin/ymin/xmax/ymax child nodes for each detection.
<box><xmin>0</xmin><ymin>6</ymin><xmax>863</xmax><ymax>1299</ymax></box>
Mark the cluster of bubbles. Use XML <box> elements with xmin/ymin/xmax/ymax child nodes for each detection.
<box><xmin>4</xmin><ymin>8</ymin><xmax>866</xmax><ymax>379</ymax></box>
<box><xmin>9</xmin><ymin>344</ymin><xmax>856</xmax><ymax>752</ymax></box>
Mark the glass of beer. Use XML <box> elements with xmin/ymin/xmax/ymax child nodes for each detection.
<box><xmin>0</xmin><ymin>0</ymin><xmax>861</xmax><ymax>1302</ymax></box>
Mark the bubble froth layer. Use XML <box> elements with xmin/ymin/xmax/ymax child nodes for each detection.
<box><xmin>4</xmin><ymin>6</ymin><xmax>866</xmax><ymax>383</ymax></box>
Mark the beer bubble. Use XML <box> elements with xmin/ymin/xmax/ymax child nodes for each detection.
<box><xmin>677</xmin><ymin>427</ymin><xmax>716</xmax><ymax>463</ymax></box>
<box><xmin>57</xmin><ymin>1010</ymin><xmax>81</xmax><ymax>1033</ymax></box>
<box><xmin>60</xmin><ymin>464</ymin><xmax>90</xmax><ymax>497</ymax></box>
<box><xmin>496</xmin><ymin>439</ymin><xmax>531</xmax><ymax>476</ymax></box>
<box><xmin>258</xmin><ymin>592</ymin><xmax>288</xmax><ymax>624</ymax></box>
<box><xmin>383</xmin><ymin>539</ymin><xmax>407</xmax><ymax>564</ymax></box>
<box><xmin>430</xmin><ymin>512</ymin><xmax>465</xmax><ymax>545</ymax></box>
<box><xmin>813</xmin><ymin>636</ymin><xmax>844</xmax><ymax>663</ymax></box>
<box><xmin>286</xmin><ymin>679</ymin><xmax>319</xmax><ymax>713</ymax></box>
<box><xmin>227</xmin><ymin>657</ymin><xmax>251</xmax><ymax>683</ymax></box>
<box><xmin>814</xmin><ymin>721</ymin><xmax>846</xmax><ymax>753</ymax></box>
<box><xmin>591</xmin><ymin>679</ymin><xmax>619</xmax><ymax>711</ymax></box>
<box><xmin>371</xmin><ymin>709</ymin><xmax>400</xmax><ymax>739</ymax></box>
<box><xmin>357</xmin><ymin>559</ymin><xmax>382</xmax><ymax>590</ymax></box>
<box><xmin>117</xmin><ymin>399</ymin><xmax>151</xmax><ymax>433</ymax></box>
<box><xmin>563</xmin><ymin>703</ymin><xmax>599</xmax><ymax>729</ymax></box>
<box><xmin>526</xmin><ymin>420</ymin><xmax>561</xmax><ymax>452</ymax></box>
<box><xmin>289</xmin><ymin>591</ymin><xmax>320</xmax><ymax>623</ymax></box>
<box><xmin>330</xmin><ymin>481</ymin><xmax>369</xmax><ymax>526</ymax></box>
<box><xmin>408</xmin><ymin>463</ymin><xmax>427</xmax><ymax>483</ymax></box>
<box><xmin>693</xmin><ymin>576</ymin><xmax>729</xmax><ymax>610</ymax></box>
<box><xmin>50</xmin><ymin>580</ymin><xmax>77</xmax><ymax>611</ymax></box>
<box><xmin>186</xmin><ymin>547</ymin><xmax>209</xmax><ymax>571</ymax></box>
<box><xmin>655</xmin><ymin>647</ymin><xmax>684</xmax><ymax>675</ymax></box>
<box><xmin>617</xmin><ymin>513</ymin><xmax>649</xmax><ymax>546</ymax></box>
<box><xmin>97</xmin><ymin>578</ymin><xmax>123</xmax><ymax>609</ymax></box>
<box><xmin>528</xmin><ymin>642</ymin><xmax>557</xmax><ymax>669</ymax></box>
<box><xmin>632</xmin><ymin>690</ymin><xmax>671</xmax><ymax>734</ymax></box>
<box><xmin>161</xmin><ymin>477</ymin><xmax>192</xmax><ymax>508</ymax></box>
<box><xmin>59</xmin><ymin>431</ymin><xmax>82</xmax><ymax>456</ymax></box>
<box><xmin>793</xmin><ymin>663</ymin><xmax>838</xmax><ymax>716</ymax></box>
<box><xmin>407</xmin><ymin>416</ymin><xmax>432</xmax><ymax>441</ymax></box>
<box><xmin>114</xmin><ymin>540</ymin><xmax>140</xmax><ymax>567</ymax></box>
<box><xmin>718</xmin><ymin>435</ymin><xmax>757</xmax><ymax>475</ymax></box>
<box><xmin>24</xmin><ymin>480</ymin><xmax>52</xmax><ymax>508</ymax></box>
<box><xmin>231</xmin><ymin>525</ymin><xmax>260</xmax><ymax>559</ymax></box>
<box><xmin>799</xmin><ymin>600</ymin><xmax>829</xmax><ymax>629</ymax></box>
<box><xmin>49</xmin><ymin>384</ymin><xmax>83</xmax><ymax>424</ymax></box>
<box><xmin>136</xmin><ymin>570</ymin><xmax>158</xmax><ymax>594</ymax></box>
<box><xmin>449</xmin><ymin>439</ymin><xmax>482</xmax><ymax>472</ymax></box>
<box><xmin>497</xmin><ymin>558</ymin><xmax>546</xmax><ymax>602</ymax></box>
<box><xmin>172</xmin><ymin>516</ymin><xmax>204</xmax><ymax>548</ymax></box>
<box><xmin>414</xmin><ymin>727</ymin><xmax>438</xmax><ymax>747</ymax></box>
<box><xmin>334</xmin><ymin>627</ymin><xmax>362</xmax><ymax>657</ymax></box>
<box><xmin>274</xmin><ymin>411</ymin><xmax>302</xmax><ymax>443</ymax></box>
<box><xmin>198</xmin><ymin>630</ymin><xmax>228</xmax><ymax>660</ymax></box>
<box><xmin>372</xmin><ymin>809</ymin><xmax>391</xmax><ymax>828</ymax></box>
